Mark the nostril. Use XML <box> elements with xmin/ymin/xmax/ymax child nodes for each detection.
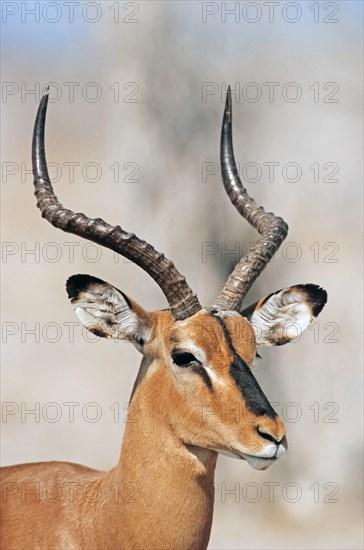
<box><xmin>257</xmin><ymin>426</ymin><xmax>283</xmax><ymax>445</ymax></box>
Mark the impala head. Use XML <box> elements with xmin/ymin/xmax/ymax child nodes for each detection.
<box><xmin>32</xmin><ymin>87</ymin><xmax>327</xmax><ymax>470</ymax></box>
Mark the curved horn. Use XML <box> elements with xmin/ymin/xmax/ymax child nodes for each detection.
<box><xmin>32</xmin><ymin>88</ymin><xmax>201</xmax><ymax>321</ymax></box>
<box><xmin>214</xmin><ymin>87</ymin><xmax>288</xmax><ymax>311</ymax></box>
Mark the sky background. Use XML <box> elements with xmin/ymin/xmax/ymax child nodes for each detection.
<box><xmin>1</xmin><ymin>1</ymin><xmax>363</xmax><ymax>548</ymax></box>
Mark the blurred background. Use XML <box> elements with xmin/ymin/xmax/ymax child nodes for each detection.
<box><xmin>1</xmin><ymin>1</ymin><xmax>363</xmax><ymax>548</ymax></box>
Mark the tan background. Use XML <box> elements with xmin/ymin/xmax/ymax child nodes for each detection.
<box><xmin>1</xmin><ymin>1</ymin><xmax>363</xmax><ymax>548</ymax></box>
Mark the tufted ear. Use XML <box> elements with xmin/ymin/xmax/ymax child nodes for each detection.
<box><xmin>66</xmin><ymin>274</ymin><xmax>153</xmax><ymax>349</ymax></box>
<box><xmin>241</xmin><ymin>284</ymin><xmax>327</xmax><ymax>346</ymax></box>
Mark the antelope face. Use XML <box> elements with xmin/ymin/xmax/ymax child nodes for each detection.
<box><xmin>32</xmin><ymin>87</ymin><xmax>327</xmax><ymax>471</ymax></box>
<box><xmin>68</xmin><ymin>275</ymin><xmax>327</xmax><ymax>470</ymax></box>
<box><xmin>163</xmin><ymin>309</ymin><xmax>286</xmax><ymax>470</ymax></box>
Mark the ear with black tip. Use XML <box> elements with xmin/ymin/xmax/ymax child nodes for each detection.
<box><xmin>241</xmin><ymin>284</ymin><xmax>327</xmax><ymax>346</ymax></box>
<box><xmin>66</xmin><ymin>274</ymin><xmax>152</xmax><ymax>349</ymax></box>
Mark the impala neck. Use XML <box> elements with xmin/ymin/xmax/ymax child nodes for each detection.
<box><xmin>100</xmin><ymin>358</ymin><xmax>218</xmax><ymax>550</ymax></box>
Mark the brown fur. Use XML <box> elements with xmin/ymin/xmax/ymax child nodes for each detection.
<box><xmin>1</xmin><ymin>309</ymin><xmax>285</xmax><ymax>550</ymax></box>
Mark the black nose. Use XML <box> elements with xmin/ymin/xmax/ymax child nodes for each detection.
<box><xmin>257</xmin><ymin>426</ymin><xmax>284</xmax><ymax>446</ymax></box>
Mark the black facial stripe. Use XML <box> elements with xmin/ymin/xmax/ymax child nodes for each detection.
<box><xmin>229</xmin><ymin>356</ymin><xmax>277</xmax><ymax>418</ymax></box>
<box><xmin>191</xmin><ymin>364</ymin><xmax>213</xmax><ymax>391</ymax></box>
<box><xmin>211</xmin><ymin>313</ymin><xmax>277</xmax><ymax>419</ymax></box>
<box><xmin>172</xmin><ymin>350</ymin><xmax>213</xmax><ymax>392</ymax></box>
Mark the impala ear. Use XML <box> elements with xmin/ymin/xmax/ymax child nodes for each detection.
<box><xmin>66</xmin><ymin>274</ymin><xmax>152</xmax><ymax>348</ymax></box>
<box><xmin>241</xmin><ymin>284</ymin><xmax>327</xmax><ymax>346</ymax></box>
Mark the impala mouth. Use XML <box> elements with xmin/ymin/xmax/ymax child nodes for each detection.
<box><xmin>214</xmin><ymin>442</ymin><xmax>286</xmax><ymax>470</ymax></box>
<box><xmin>215</xmin><ymin>449</ymin><xmax>278</xmax><ymax>469</ymax></box>
<box><xmin>240</xmin><ymin>442</ymin><xmax>286</xmax><ymax>470</ymax></box>
<box><xmin>240</xmin><ymin>453</ymin><xmax>277</xmax><ymax>470</ymax></box>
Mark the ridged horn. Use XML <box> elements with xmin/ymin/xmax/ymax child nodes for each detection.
<box><xmin>32</xmin><ymin>88</ymin><xmax>201</xmax><ymax>320</ymax></box>
<box><xmin>214</xmin><ymin>87</ymin><xmax>288</xmax><ymax>311</ymax></box>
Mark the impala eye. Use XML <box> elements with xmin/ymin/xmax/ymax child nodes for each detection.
<box><xmin>171</xmin><ymin>350</ymin><xmax>198</xmax><ymax>367</ymax></box>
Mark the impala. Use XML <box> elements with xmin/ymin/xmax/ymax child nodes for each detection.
<box><xmin>1</xmin><ymin>87</ymin><xmax>327</xmax><ymax>550</ymax></box>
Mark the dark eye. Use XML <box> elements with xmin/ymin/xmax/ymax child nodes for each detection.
<box><xmin>171</xmin><ymin>350</ymin><xmax>198</xmax><ymax>367</ymax></box>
